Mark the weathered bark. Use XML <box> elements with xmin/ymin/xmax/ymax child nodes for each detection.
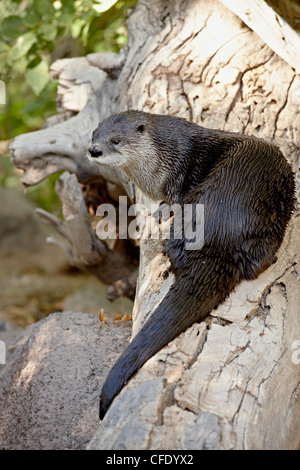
<box><xmin>219</xmin><ymin>0</ymin><xmax>300</xmax><ymax>73</ymax></box>
<box><xmin>10</xmin><ymin>0</ymin><xmax>300</xmax><ymax>449</ymax></box>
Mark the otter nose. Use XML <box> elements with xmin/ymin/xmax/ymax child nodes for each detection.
<box><xmin>89</xmin><ymin>145</ymin><xmax>103</xmax><ymax>158</ymax></box>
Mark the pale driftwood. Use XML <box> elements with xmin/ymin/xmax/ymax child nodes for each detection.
<box><xmin>36</xmin><ymin>172</ymin><xmax>107</xmax><ymax>268</ymax></box>
<box><xmin>10</xmin><ymin>0</ymin><xmax>300</xmax><ymax>449</ymax></box>
<box><xmin>219</xmin><ymin>0</ymin><xmax>300</xmax><ymax>74</ymax></box>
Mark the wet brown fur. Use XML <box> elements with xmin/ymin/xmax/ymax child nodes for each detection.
<box><xmin>89</xmin><ymin>110</ymin><xmax>296</xmax><ymax>419</ymax></box>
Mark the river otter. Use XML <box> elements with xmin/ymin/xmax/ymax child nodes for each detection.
<box><xmin>88</xmin><ymin>110</ymin><xmax>295</xmax><ymax>420</ymax></box>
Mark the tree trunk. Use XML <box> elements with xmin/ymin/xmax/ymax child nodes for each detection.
<box><xmin>11</xmin><ymin>0</ymin><xmax>300</xmax><ymax>450</ymax></box>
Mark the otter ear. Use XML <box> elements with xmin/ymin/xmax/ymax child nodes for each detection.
<box><xmin>136</xmin><ymin>124</ymin><xmax>146</xmax><ymax>133</ymax></box>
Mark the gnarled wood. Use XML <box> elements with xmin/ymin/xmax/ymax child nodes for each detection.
<box><xmin>219</xmin><ymin>0</ymin><xmax>300</xmax><ymax>74</ymax></box>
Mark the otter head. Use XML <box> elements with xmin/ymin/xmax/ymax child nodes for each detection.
<box><xmin>88</xmin><ymin>110</ymin><xmax>167</xmax><ymax>200</ymax></box>
<box><xmin>88</xmin><ymin>111</ymin><xmax>153</xmax><ymax>169</ymax></box>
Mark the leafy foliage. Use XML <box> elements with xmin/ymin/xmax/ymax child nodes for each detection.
<box><xmin>0</xmin><ymin>0</ymin><xmax>137</xmax><ymax>140</ymax></box>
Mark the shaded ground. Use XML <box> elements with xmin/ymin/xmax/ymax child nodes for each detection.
<box><xmin>0</xmin><ymin>186</ymin><xmax>133</xmax><ymax>328</ymax></box>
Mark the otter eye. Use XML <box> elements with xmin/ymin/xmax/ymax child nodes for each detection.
<box><xmin>136</xmin><ymin>124</ymin><xmax>145</xmax><ymax>133</ymax></box>
<box><xmin>111</xmin><ymin>138</ymin><xmax>120</xmax><ymax>145</ymax></box>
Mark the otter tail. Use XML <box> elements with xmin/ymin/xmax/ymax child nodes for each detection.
<box><xmin>99</xmin><ymin>251</ymin><xmax>240</xmax><ymax>419</ymax></box>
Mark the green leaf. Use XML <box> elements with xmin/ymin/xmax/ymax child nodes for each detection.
<box><xmin>39</xmin><ymin>23</ymin><xmax>58</xmax><ymax>42</ymax></box>
<box><xmin>0</xmin><ymin>15</ymin><xmax>26</xmax><ymax>41</ymax></box>
<box><xmin>6</xmin><ymin>32</ymin><xmax>36</xmax><ymax>64</ymax></box>
<box><xmin>0</xmin><ymin>41</ymin><xmax>9</xmax><ymax>54</ymax></box>
<box><xmin>33</xmin><ymin>0</ymin><xmax>55</xmax><ymax>17</ymax></box>
<box><xmin>28</xmin><ymin>56</ymin><xmax>42</xmax><ymax>69</ymax></box>
<box><xmin>71</xmin><ymin>18</ymin><xmax>86</xmax><ymax>39</ymax></box>
<box><xmin>26</xmin><ymin>60</ymin><xmax>50</xmax><ymax>96</ymax></box>
<box><xmin>56</xmin><ymin>10</ymin><xmax>74</xmax><ymax>27</ymax></box>
<box><xmin>93</xmin><ymin>0</ymin><xmax>119</xmax><ymax>14</ymax></box>
<box><xmin>56</xmin><ymin>26</ymin><xmax>67</xmax><ymax>40</ymax></box>
<box><xmin>0</xmin><ymin>56</ymin><xmax>8</xmax><ymax>75</ymax></box>
<box><xmin>81</xmin><ymin>21</ymin><xmax>91</xmax><ymax>47</ymax></box>
<box><xmin>23</xmin><ymin>11</ymin><xmax>40</xmax><ymax>28</ymax></box>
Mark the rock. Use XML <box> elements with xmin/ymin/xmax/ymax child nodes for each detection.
<box><xmin>0</xmin><ymin>187</ymin><xmax>67</xmax><ymax>275</ymax></box>
<box><xmin>0</xmin><ymin>311</ymin><xmax>131</xmax><ymax>450</ymax></box>
<box><xmin>62</xmin><ymin>284</ymin><xmax>133</xmax><ymax>318</ymax></box>
<box><xmin>0</xmin><ymin>320</ymin><xmax>23</xmax><ymax>347</ymax></box>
